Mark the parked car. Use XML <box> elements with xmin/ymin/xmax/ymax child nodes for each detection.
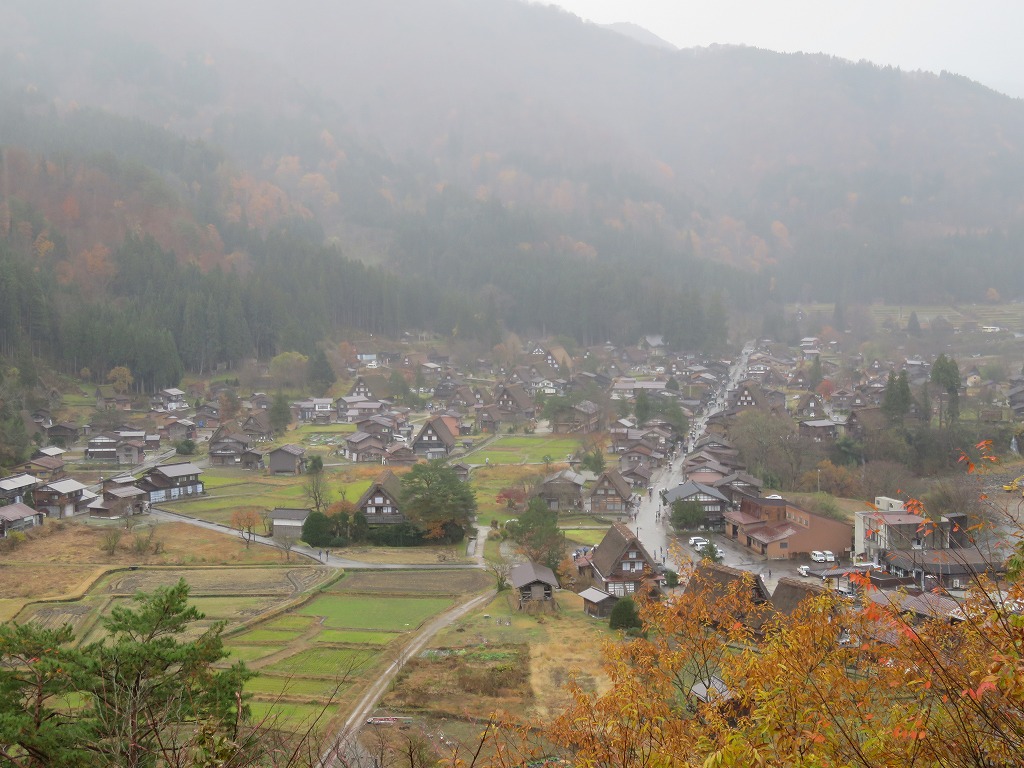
<box><xmin>797</xmin><ymin>565</ymin><xmax>811</xmax><ymax>577</ymax></box>
<box><xmin>688</xmin><ymin>535</ymin><xmax>707</xmax><ymax>547</ymax></box>
<box><xmin>823</xmin><ymin>550</ymin><xmax>836</xmax><ymax>562</ymax></box>
<box><xmin>810</xmin><ymin>550</ymin><xmax>827</xmax><ymax>563</ymax></box>
<box><xmin>690</xmin><ymin>537</ymin><xmax>709</xmax><ymax>551</ymax></box>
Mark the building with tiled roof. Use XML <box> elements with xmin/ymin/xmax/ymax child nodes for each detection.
<box><xmin>723</xmin><ymin>495</ymin><xmax>853</xmax><ymax>561</ymax></box>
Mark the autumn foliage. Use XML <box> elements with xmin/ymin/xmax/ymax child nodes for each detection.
<box><xmin>467</xmin><ymin>446</ymin><xmax>1024</xmax><ymax>768</ymax></box>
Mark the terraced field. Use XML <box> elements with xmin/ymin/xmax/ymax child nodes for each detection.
<box><xmin>217</xmin><ymin>569</ymin><xmax>490</xmax><ymax>729</ymax></box>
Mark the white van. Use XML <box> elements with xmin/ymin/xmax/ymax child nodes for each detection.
<box><xmin>823</xmin><ymin>550</ymin><xmax>836</xmax><ymax>562</ymax></box>
<box><xmin>810</xmin><ymin>550</ymin><xmax>827</xmax><ymax>563</ymax></box>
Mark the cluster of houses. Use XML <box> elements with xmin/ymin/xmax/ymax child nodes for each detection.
<box><xmin>0</xmin><ymin>445</ymin><xmax>205</xmax><ymax>537</ymax></box>
<box><xmin>718</xmin><ymin>340</ymin><xmax>1023</xmax><ymax>445</ymax></box>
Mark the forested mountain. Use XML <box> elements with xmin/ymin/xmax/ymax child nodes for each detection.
<box><xmin>2</xmin><ymin>0</ymin><xmax>1024</xmax><ymax>382</ymax></box>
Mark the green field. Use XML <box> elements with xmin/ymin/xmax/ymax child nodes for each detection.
<box><xmin>9</xmin><ymin>548</ymin><xmax>482</xmax><ymax>736</ymax></box>
<box><xmin>264</xmin><ymin>647</ymin><xmax>374</xmax><ymax>677</ymax></box>
<box><xmin>315</xmin><ymin>629</ymin><xmax>400</xmax><ymax>645</ymax></box>
<box><xmin>261</xmin><ymin>615</ymin><xmax>317</xmax><ymax>631</ymax></box>
<box><xmin>224</xmin><ymin>645</ymin><xmax>272</xmax><ymax>663</ymax></box>
<box><xmin>791</xmin><ymin>301</ymin><xmax>1024</xmax><ymax>333</ymax></box>
<box><xmin>327</xmin><ymin>569</ymin><xmax>490</xmax><ymax>595</ymax></box>
<box><xmin>468</xmin><ymin>434</ymin><xmax>582</xmax><ymax>466</ymax></box>
<box><xmin>247</xmin><ymin>700</ymin><xmax>337</xmax><ymax>730</ymax></box>
<box><xmin>232</xmin><ymin>628</ymin><xmax>306</xmax><ymax>644</ymax></box>
<box><xmin>561</xmin><ymin>528</ymin><xmax>608</xmax><ymax>546</ymax></box>
<box><xmin>246</xmin><ymin>675</ymin><xmax>350</xmax><ymax>699</ymax></box>
<box><xmin>298</xmin><ymin>594</ymin><xmax>453</xmax><ymax>631</ymax></box>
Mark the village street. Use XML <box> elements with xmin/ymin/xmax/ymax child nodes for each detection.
<box><xmin>629</xmin><ymin>341</ymin><xmax>782</xmax><ymax>587</ymax></box>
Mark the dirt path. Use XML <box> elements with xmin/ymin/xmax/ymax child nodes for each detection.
<box><xmin>319</xmin><ymin>588</ymin><xmax>496</xmax><ymax>768</ymax></box>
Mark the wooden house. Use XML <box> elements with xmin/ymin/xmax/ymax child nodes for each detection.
<box><xmin>664</xmin><ymin>480</ymin><xmax>730</xmax><ymax>531</ymax></box>
<box><xmin>579</xmin><ymin>587</ymin><xmax>618</xmax><ymax>618</ymax></box>
<box><xmin>240</xmin><ymin>411</ymin><xmax>274</xmax><ymax>442</ymax></box>
<box><xmin>136</xmin><ymin>462</ymin><xmax>204</xmax><ymax>503</ymax></box>
<box><xmin>535</xmin><ymin>468</ymin><xmax>585</xmax><ymax>512</ymax></box>
<box><xmin>268</xmin><ymin>507</ymin><xmax>310</xmax><ymax>538</ymax></box>
<box><xmin>509</xmin><ymin>561</ymin><xmax>559</xmax><ymax>608</ymax></box>
<box><xmin>44</xmin><ymin>422</ymin><xmax>79</xmax><ymax>446</ymax></box>
<box><xmin>411</xmin><ymin>416</ymin><xmax>458</xmax><ymax>458</ymax></box>
<box><xmin>551</xmin><ymin>399</ymin><xmax>602</xmax><ymax>434</ymax></box>
<box><xmin>581</xmin><ymin>523</ymin><xmax>663</xmax><ymax>597</ymax></box>
<box><xmin>356</xmin><ymin>470</ymin><xmax>405</xmax><ymax>526</ymax></box>
<box><xmin>0</xmin><ymin>502</ymin><xmax>44</xmax><ymax>537</ymax></box>
<box><xmin>268</xmin><ymin>445</ymin><xmax>307</xmax><ymax>475</ymax></box>
<box><xmin>589</xmin><ymin>470</ymin><xmax>634</xmax><ymax>516</ymax></box>
<box><xmin>209</xmin><ymin>432</ymin><xmax>256</xmax><ymax>467</ymax></box>
<box><xmin>343</xmin><ymin>431</ymin><xmax>389</xmax><ymax>463</ymax></box>
<box><xmin>88</xmin><ymin>485</ymin><xmax>145</xmax><ymax>518</ymax></box>
<box><xmin>11</xmin><ymin>455</ymin><xmax>65</xmax><ymax>483</ymax></box>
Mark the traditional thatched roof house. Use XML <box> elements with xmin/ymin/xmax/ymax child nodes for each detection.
<box><xmin>534</xmin><ymin>468</ymin><xmax>585</xmax><ymax>512</ymax></box>
<box><xmin>582</xmin><ymin>523</ymin><xmax>663</xmax><ymax>597</ymax></box>
<box><xmin>589</xmin><ymin>469</ymin><xmax>634</xmax><ymax>516</ymax></box>
<box><xmin>356</xmin><ymin>470</ymin><xmax>406</xmax><ymax>527</ymax></box>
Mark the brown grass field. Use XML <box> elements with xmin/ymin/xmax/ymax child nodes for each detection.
<box><xmin>334</xmin><ymin>545</ymin><xmax>474</xmax><ymax>565</ymax></box>
<box><xmin>0</xmin><ymin>518</ymin><xmax>285</xmax><ymax>568</ymax></box>
<box><xmin>0</xmin><ymin>518</ymin><xmax>308</xmax><ymax>620</ymax></box>
<box><xmin>381</xmin><ymin>590</ymin><xmax>610</xmax><ymax>724</ymax></box>
<box><xmin>92</xmin><ymin>566</ymin><xmax>333</xmax><ymax>596</ymax></box>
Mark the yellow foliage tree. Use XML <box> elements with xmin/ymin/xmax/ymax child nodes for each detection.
<box><xmin>462</xmin><ymin>446</ymin><xmax>1024</xmax><ymax>767</ymax></box>
<box><xmin>106</xmin><ymin>365</ymin><xmax>134</xmax><ymax>394</ymax></box>
<box><xmin>230</xmin><ymin>507</ymin><xmax>263</xmax><ymax>548</ymax></box>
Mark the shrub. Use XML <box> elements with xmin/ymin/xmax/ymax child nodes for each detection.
<box><xmin>367</xmin><ymin>522</ymin><xmax>426</xmax><ymax>547</ymax></box>
<box><xmin>101</xmin><ymin>529</ymin><xmax>123</xmax><ymax>556</ymax></box>
<box><xmin>609</xmin><ymin>596</ymin><xmax>642</xmax><ymax>631</ymax></box>
<box><xmin>174</xmin><ymin>439</ymin><xmax>196</xmax><ymax>455</ymax></box>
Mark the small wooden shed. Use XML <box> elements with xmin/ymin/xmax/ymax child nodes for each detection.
<box><xmin>509</xmin><ymin>561</ymin><xmax>559</xmax><ymax>608</ymax></box>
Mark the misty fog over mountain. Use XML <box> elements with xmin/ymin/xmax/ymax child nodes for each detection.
<box><xmin>3</xmin><ymin>0</ymin><xmax>1024</xmax><ymax>356</ymax></box>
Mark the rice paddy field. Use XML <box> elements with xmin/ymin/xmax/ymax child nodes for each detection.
<box><xmin>296</xmin><ymin>594</ymin><xmax>454</xmax><ymax>631</ymax></box>
<box><xmin>467</xmin><ymin>434</ymin><xmax>584</xmax><ymax>467</ymax></box>
<box><xmin>7</xmin><ymin>556</ymin><xmax>489</xmax><ymax>734</ymax></box>
<box><xmin>215</xmin><ymin>568</ymin><xmax>491</xmax><ymax>728</ymax></box>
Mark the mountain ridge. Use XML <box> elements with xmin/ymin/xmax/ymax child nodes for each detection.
<box><xmin>2</xmin><ymin>0</ymin><xmax>1024</xmax><ymax>307</ymax></box>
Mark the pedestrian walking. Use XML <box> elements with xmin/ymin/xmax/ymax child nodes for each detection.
<box><xmin>768</xmin><ymin>569</ymin><xmax>772</xmax><ymax>579</ymax></box>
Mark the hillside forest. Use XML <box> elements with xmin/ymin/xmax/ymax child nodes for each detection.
<box><xmin>3</xmin><ymin>0</ymin><xmax>1024</xmax><ymax>384</ymax></box>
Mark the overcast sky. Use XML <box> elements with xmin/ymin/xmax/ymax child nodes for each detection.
<box><xmin>544</xmin><ymin>1</ymin><xmax>1023</xmax><ymax>99</ymax></box>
